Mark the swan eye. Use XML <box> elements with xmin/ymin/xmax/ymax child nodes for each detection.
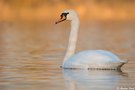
<box><xmin>55</xmin><ymin>12</ymin><xmax>69</xmax><ymax>24</ymax></box>
<box><xmin>60</xmin><ymin>12</ymin><xmax>69</xmax><ymax>19</ymax></box>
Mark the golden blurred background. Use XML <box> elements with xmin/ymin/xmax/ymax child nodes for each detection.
<box><xmin>0</xmin><ymin>1</ymin><xmax>135</xmax><ymax>89</ymax></box>
<box><xmin>0</xmin><ymin>0</ymin><xmax>135</xmax><ymax>22</ymax></box>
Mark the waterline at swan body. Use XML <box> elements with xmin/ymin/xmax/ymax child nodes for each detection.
<box><xmin>55</xmin><ymin>10</ymin><xmax>127</xmax><ymax>70</ymax></box>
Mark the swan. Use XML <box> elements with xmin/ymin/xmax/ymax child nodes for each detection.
<box><xmin>55</xmin><ymin>10</ymin><xmax>127</xmax><ymax>70</ymax></box>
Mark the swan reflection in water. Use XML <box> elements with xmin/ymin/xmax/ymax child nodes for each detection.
<box><xmin>63</xmin><ymin>70</ymin><xmax>128</xmax><ymax>90</ymax></box>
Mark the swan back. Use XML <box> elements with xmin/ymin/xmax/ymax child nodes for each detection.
<box><xmin>69</xmin><ymin>50</ymin><xmax>120</xmax><ymax>63</ymax></box>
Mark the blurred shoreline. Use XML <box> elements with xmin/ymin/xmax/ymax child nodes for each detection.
<box><xmin>0</xmin><ymin>0</ymin><xmax>135</xmax><ymax>22</ymax></box>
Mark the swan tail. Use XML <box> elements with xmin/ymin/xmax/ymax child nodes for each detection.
<box><xmin>120</xmin><ymin>60</ymin><xmax>129</xmax><ymax>64</ymax></box>
<box><xmin>117</xmin><ymin>60</ymin><xmax>128</xmax><ymax>71</ymax></box>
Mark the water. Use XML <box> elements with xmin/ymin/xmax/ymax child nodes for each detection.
<box><xmin>0</xmin><ymin>21</ymin><xmax>135</xmax><ymax>90</ymax></box>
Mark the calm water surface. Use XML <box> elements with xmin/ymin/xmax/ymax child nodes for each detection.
<box><xmin>0</xmin><ymin>21</ymin><xmax>135</xmax><ymax>90</ymax></box>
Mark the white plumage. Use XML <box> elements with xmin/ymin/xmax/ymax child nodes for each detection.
<box><xmin>63</xmin><ymin>50</ymin><xmax>126</xmax><ymax>69</ymax></box>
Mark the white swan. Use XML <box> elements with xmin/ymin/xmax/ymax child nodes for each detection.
<box><xmin>55</xmin><ymin>10</ymin><xmax>127</xmax><ymax>70</ymax></box>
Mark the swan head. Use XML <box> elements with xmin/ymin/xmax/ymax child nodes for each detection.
<box><xmin>55</xmin><ymin>10</ymin><xmax>79</xmax><ymax>24</ymax></box>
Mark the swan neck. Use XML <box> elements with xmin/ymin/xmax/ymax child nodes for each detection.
<box><xmin>63</xmin><ymin>18</ymin><xmax>80</xmax><ymax>63</ymax></box>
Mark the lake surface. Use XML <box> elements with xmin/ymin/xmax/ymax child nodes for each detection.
<box><xmin>0</xmin><ymin>21</ymin><xmax>135</xmax><ymax>90</ymax></box>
